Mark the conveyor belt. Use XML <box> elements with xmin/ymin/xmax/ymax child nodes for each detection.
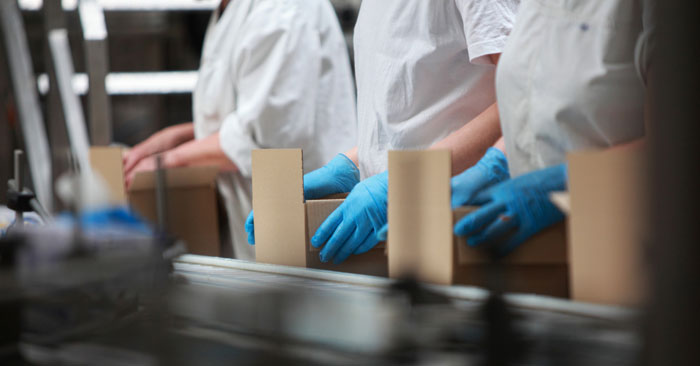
<box><xmin>173</xmin><ymin>254</ymin><xmax>635</xmax><ymax>322</ymax></box>
<box><xmin>171</xmin><ymin>255</ymin><xmax>640</xmax><ymax>363</ymax></box>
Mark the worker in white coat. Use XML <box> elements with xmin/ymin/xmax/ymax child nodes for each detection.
<box><xmin>247</xmin><ymin>0</ymin><xmax>521</xmax><ymax>264</ymax></box>
<box><xmin>123</xmin><ymin>0</ymin><xmax>357</xmax><ymax>260</ymax></box>
<box><xmin>451</xmin><ymin>0</ymin><xmax>653</xmax><ymax>253</ymax></box>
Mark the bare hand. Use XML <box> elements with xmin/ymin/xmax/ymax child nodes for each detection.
<box><xmin>123</xmin><ymin>123</ymin><xmax>194</xmax><ymax>177</ymax></box>
<box><xmin>125</xmin><ymin>156</ymin><xmax>158</xmax><ymax>190</ymax></box>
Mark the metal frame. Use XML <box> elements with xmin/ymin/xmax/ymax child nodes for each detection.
<box><xmin>0</xmin><ymin>0</ymin><xmax>53</xmax><ymax>212</ymax></box>
<box><xmin>79</xmin><ymin>0</ymin><xmax>112</xmax><ymax>145</ymax></box>
<box><xmin>47</xmin><ymin>28</ymin><xmax>91</xmax><ymax>172</ymax></box>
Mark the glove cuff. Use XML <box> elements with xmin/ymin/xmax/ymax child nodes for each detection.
<box><xmin>327</xmin><ymin>153</ymin><xmax>361</xmax><ymax>190</ymax></box>
<box><xmin>483</xmin><ymin>147</ymin><xmax>510</xmax><ymax>184</ymax></box>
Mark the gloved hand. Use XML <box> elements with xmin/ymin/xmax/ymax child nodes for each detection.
<box><xmin>246</xmin><ymin>154</ymin><xmax>360</xmax><ymax>244</ymax></box>
<box><xmin>375</xmin><ymin>147</ymin><xmax>510</xmax><ymax>242</ymax></box>
<box><xmin>451</xmin><ymin>147</ymin><xmax>510</xmax><ymax>208</ymax></box>
<box><xmin>311</xmin><ymin>171</ymin><xmax>388</xmax><ymax>264</ymax></box>
<box><xmin>454</xmin><ymin>164</ymin><xmax>567</xmax><ymax>255</ymax></box>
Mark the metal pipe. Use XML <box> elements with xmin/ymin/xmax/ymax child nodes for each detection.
<box><xmin>79</xmin><ymin>0</ymin><xmax>112</xmax><ymax>146</ymax></box>
<box><xmin>14</xmin><ymin>150</ymin><xmax>22</xmax><ymax>193</ymax></box>
<box><xmin>47</xmin><ymin>29</ymin><xmax>91</xmax><ymax>173</ymax></box>
<box><xmin>0</xmin><ymin>0</ymin><xmax>53</xmax><ymax>212</ymax></box>
<box><xmin>155</xmin><ymin>155</ymin><xmax>168</xmax><ymax>233</ymax></box>
<box><xmin>13</xmin><ymin>150</ymin><xmax>23</xmax><ymax>226</ymax></box>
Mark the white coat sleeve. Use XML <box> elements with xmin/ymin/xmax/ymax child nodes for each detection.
<box><xmin>456</xmin><ymin>0</ymin><xmax>519</xmax><ymax>65</ymax></box>
<box><xmin>218</xmin><ymin>9</ymin><xmax>321</xmax><ymax>177</ymax></box>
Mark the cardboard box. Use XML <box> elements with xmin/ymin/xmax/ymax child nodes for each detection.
<box><xmin>251</xmin><ymin>149</ymin><xmax>388</xmax><ymax>276</ymax></box>
<box><xmin>89</xmin><ymin>147</ymin><xmax>221</xmax><ymax>256</ymax></box>
<box><xmin>89</xmin><ymin>146</ymin><xmax>127</xmax><ymax>204</ymax></box>
<box><xmin>387</xmin><ymin>150</ymin><xmax>568</xmax><ymax>298</ymax></box>
<box><xmin>567</xmin><ymin>145</ymin><xmax>648</xmax><ymax>306</ymax></box>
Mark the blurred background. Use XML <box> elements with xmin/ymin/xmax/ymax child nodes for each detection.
<box><xmin>0</xmin><ymin>0</ymin><xmax>362</xmax><ymax>206</ymax></box>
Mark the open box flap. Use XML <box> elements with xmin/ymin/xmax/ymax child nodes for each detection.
<box><xmin>252</xmin><ymin>149</ymin><xmax>307</xmax><ymax>266</ymax></box>
<box><xmin>89</xmin><ymin>146</ymin><xmax>127</xmax><ymax>204</ymax></box>
<box><xmin>388</xmin><ymin>150</ymin><xmax>453</xmax><ymax>284</ymax></box>
<box><xmin>567</xmin><ymin>145</ymin><xmax>648</xmax><ymax>305</ymax></box>
<box><xmin>550</xmin><ymin>192</ymin><xmax>571</xmax><ymax>215</ymax></box>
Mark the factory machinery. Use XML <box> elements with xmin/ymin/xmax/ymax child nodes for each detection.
<box><xmin>1</xmin><ymin>235</ymin><xmax>641</xmax><ymax>365</ymax></box>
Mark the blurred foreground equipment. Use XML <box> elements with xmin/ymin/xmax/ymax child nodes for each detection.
<box><xmin>1</xmin><ymin>247</ymin><xmax>641</xmax><ymax>365</ymax></box>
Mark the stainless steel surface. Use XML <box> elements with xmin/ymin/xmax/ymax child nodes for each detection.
<box><xmin>48</xmin><ymin>29</ymin><xmax>91</xmax><ymax>172</ymax></box>
<box><xmin>80</xmin><ymin>0</ymin><xmax>112</xmax><ymax>145</ymax></box>
<box><xmin>0</xmin><ymin>0</ymin><xmax>53</xmax><ymax>212</ymax></box>
<box><xmin>170</xmin><ymin>255</ymin><xmax>640</xmax><ymax>364</ymax></box>
<box><xmin>173</xmin><ymin>255</ymin><xmax>636</xmax><ymax>322</ymax></box>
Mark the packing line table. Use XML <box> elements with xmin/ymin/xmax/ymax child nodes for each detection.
<box><xmin>173</xmin><ymin>254</ymin><xmax>634</xmax><ymax>322</ymax></box>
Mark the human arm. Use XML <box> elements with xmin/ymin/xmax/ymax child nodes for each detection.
<box><xmin>431</xmin><ymin>102</ymin><xmax>503</xmax><ymax>176</ymax></box>
<box><xmin>124</xmin><ymin>132</ymin><xmax>237</xmax><ymax>188</ymax></box>
<box><xmin>123</xmin><ymin>123</ymin><xmax>195</xmax><ymax>176</ymax></box>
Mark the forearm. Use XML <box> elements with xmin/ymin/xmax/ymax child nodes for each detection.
<box><xmin>162</xmin><ymin>123</ymin><xmax>196</xmax><ymax>149</ymax></box>
<box><xmin>343</xmin><ymin>146</ymin><xmax>359</xmax><ymax>167</ymax></box>
<box><xmin>609</xmin><ymin>138</ymin><xmax>646</xmax><ymax>152</ymax></box>
<box><xmin>492</xmin><ymin>136</ymin><xmax>506</xmax><ymax>153</ymax></box>
<box><xmin>430</xmin><ymin>103</ymin><xmax>502</xmax><ymax>175</ymax></box>
<box><xmin>165</xmin><ymin>132</ymin><xmax>238</xmax><ymax>172</ymax></box>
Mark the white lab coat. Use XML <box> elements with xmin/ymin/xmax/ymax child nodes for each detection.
<box><xmin>496</xmin><ymin>0</ymin><xmax>650</xmax><ymax>177</ymax></box>
<box><xmin>354</xmin><ymin>0</ymin><xmax>520</xmax><ymax>179</ymax></box>
<box><xmin>192</xmin><ymin>0</ymin><xmax>357</xmax><ymax>260</ymax></box>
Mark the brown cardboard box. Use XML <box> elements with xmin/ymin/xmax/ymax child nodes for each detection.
<box><xmin>387</xmin><ymin>150</ymin><xmax>568</xmax><ymax>298</ymax></box>
<box><xmin>128</xmin><ymin>166</ymin><xmax>221</xmax><ymax>256</ymax></box>
<box><xmin>89</xmin><ymin>146</ymin><xmax>127</xmax><ymax>204</ymax></box>
<box><xmin>251</xmin><ymin>149</ymin><xmax>387</xmax><ymax>276</ymax></box>
<box><xmin>567</xmin><ymin>146</ymin><xmax>648</xmax><ymax>306</ymax></box>
<box><xmin>88</xmin><ymin>147</ymin><xmax>221</xmax><ymax>257</ymax></box>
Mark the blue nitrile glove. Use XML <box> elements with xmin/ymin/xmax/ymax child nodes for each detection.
<box><xmin>375</xmin><ymin>147</ymin><xmax>510</xmax><ymax>242</ymax></box>
<box><xmin>311</xmin><ymin>171</ymin><xmax>388</xmax><ymax>264</ymax></box>
<box><xmin>454</xmin><ymin>164</ymin><xmax>567</xmax><ymax>255</ymax></box>
<box><xmin>246</xmin><ymin>153</ymin><xmax>360</xmax><ymax>245</ymax></box>
<box><xmin>451</xmin><ymin>147</ymin><xmax>510</xmax><ymax>208</ymax></box>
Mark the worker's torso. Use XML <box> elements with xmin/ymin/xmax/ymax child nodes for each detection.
<box><xmin>192</xmin><ymin>0</ymin><xmax>356</xmax><ymax>259</ymax></box>
<box><xmin>497</xmin><ymin>0</ymin><xmax>647</xmax><ymax>177</ymax></box>
<box><xmin>354</xmin><ymin>0</ymin><xmax>513</xmax><ymax>178</ymax></box>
